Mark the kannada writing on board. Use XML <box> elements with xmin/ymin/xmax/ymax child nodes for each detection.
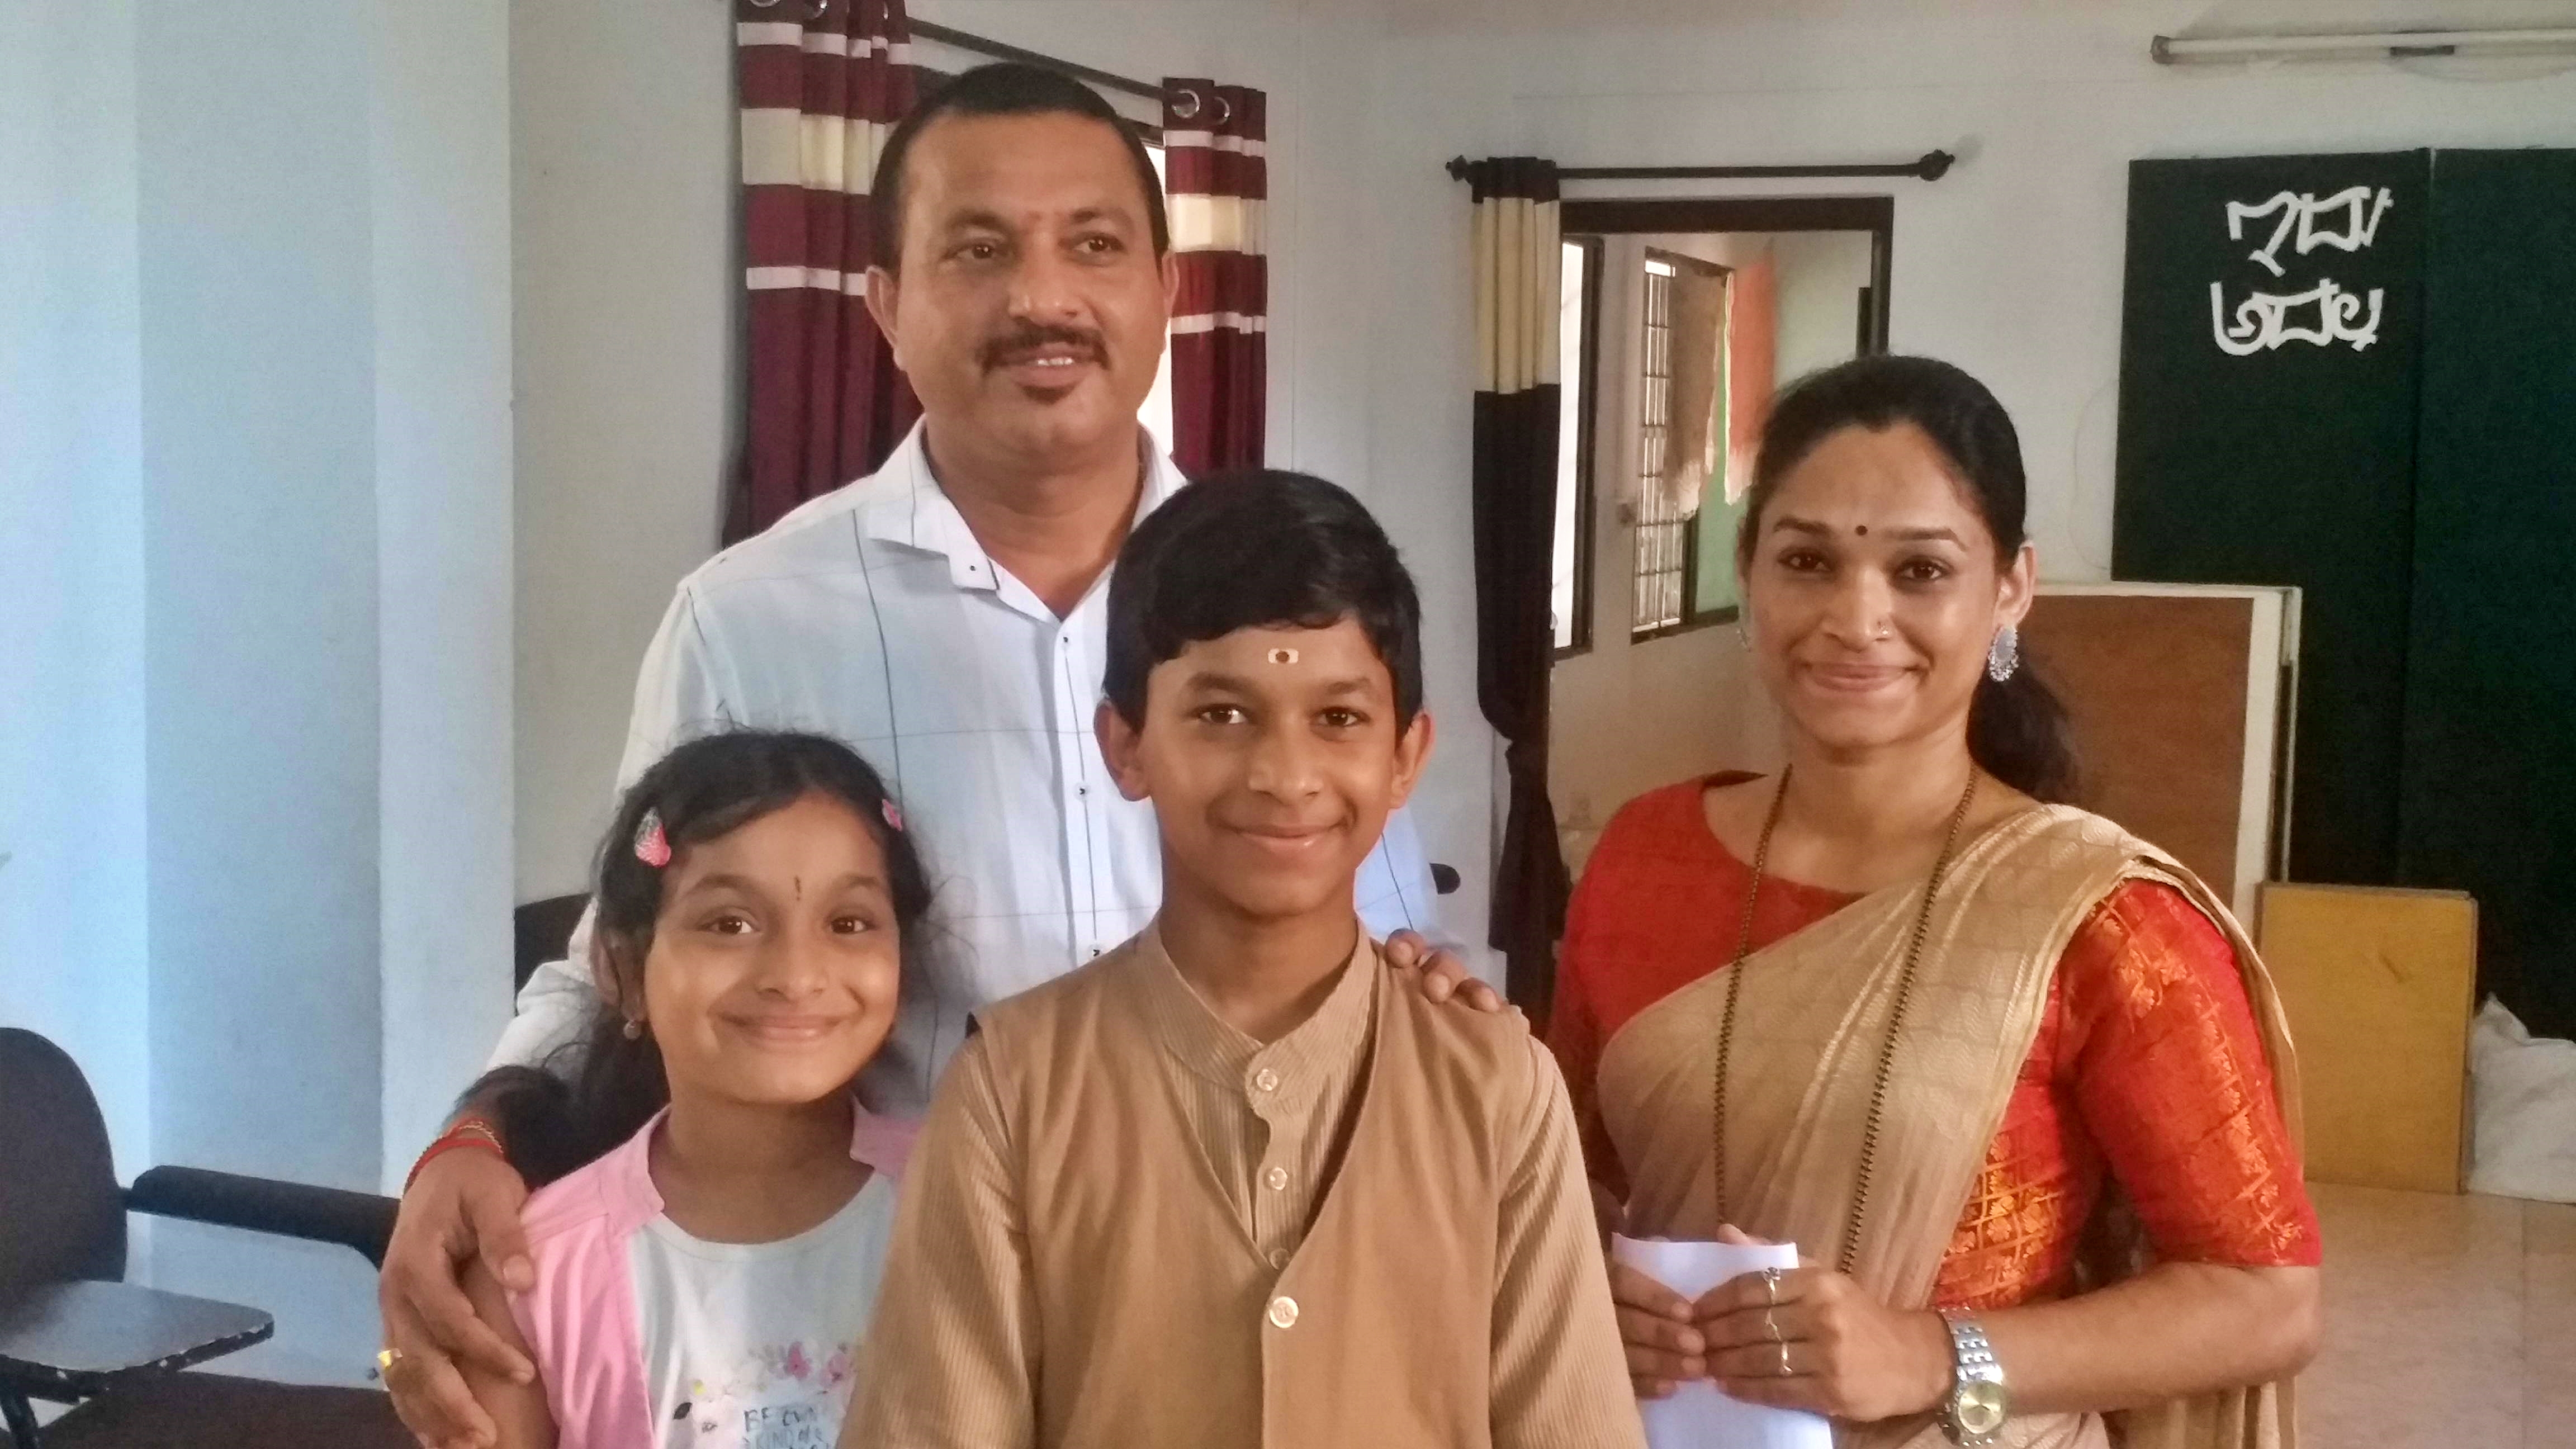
<box><xmin>2208</xmin><ymin>185</ymin><xmax>2394</xmax><ymax>356</ymax></box>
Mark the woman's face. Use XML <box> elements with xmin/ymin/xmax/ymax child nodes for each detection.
<box><xmin>1739</xmin><ymin>422</ymin><xmax>2035</xmax><ymax>761</ymax></box>
<box><xmin>635</xmin><ymin>793</ymin><xmax>902</xmax><ymax>1111</ymax></box>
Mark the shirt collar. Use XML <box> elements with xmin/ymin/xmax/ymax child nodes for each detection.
<box><xmin>1137</xmin><ymin>921</ymin><xmax>1381</xmax><ymax>1107</ymax></box>
<box><xmin>855</xmin><ymin>421</ymin><xmax>1187</xmax><ymax>594</ymax></box>
<box><xmin>603</xmin><ymin>1095</ymin><xmax>917</xmax><ymax>1231</ymax></box>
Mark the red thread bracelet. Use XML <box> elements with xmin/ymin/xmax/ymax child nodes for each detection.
<box><xmin>405</xmin><ymin>1119</ymin><xmax>507</xmax><ymax>1194</ymax></box>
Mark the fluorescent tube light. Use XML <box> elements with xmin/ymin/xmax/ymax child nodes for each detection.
<box><xmin>2152</xmin><ymin>28</ymin><xmax>2576</xmax><ymax>64</ymax></box>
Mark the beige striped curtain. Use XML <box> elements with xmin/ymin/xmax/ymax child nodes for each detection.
<box><xmin>730</xmin><ymin>0</ymin><xmax>918</xmax><ymax>541</ymax></box>
<box><xmin>1461</xmin><ymin>157</ymin><xmax>1568</xmax><ymax>1010</ymax></box>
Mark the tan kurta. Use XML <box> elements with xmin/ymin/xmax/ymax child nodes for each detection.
<box><xmin>842</xmin><ymin>926</ymin><xmax>1643</xmax><ymax>1449</ymax></box>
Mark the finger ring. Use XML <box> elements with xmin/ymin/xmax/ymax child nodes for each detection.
<box><xmin>375</xmin><ymin>1347</ymin><xmax>402</xmax><ymax>1374</ymax></box>
<box><xmin>1760</xmin><ymin>1266</ymin><xmax>1782</xmax><ymax>1306</ymax></box>
<box><xmin>1763</xmin><ymin>1307</ymin><xmax>1783</xmax><ymax>1345</ymax></box>
<box><xmin>1777</xmin><ymin>1339</ymin><xmax>1793</xmax><ymax>1377</ymax></box>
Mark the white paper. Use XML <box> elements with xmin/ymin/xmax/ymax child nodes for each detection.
<box><xmin>1612</xmin><ymin>1235</ymin><xmax>1836</xmax><ymax>1449</ymax></box>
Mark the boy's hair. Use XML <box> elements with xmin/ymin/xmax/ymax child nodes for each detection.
<box><xmin>871</xmin><ymin>61</ymin><xmax>1169</xmax><ymax>270</ymax></box>
<box><xmin>471</xmin><ymin>731</ymin><xmax>932</xmax><ymax>1187</ymax></box>
<box><xmin>1104</xmin><ymin>469</ymin><xmax>1424</xmax><ymax>728</ymax></box>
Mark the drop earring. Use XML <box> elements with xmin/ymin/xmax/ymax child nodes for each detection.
<box><xmin>1986</xmin><ymin>625</ymin><xmax>2020</xmax><ymax>683</ymax></box>
<box><xmin>622</xmin><ymin>1017</ymin><xmax>643</xmax><ymax>1040</ymax></box>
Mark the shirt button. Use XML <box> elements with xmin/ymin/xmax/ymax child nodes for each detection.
<box><xmin>1264</xmin><ymin>1165</ymin><xmax>1290</xmax><ymax>1191</ymax></box>
<box><xmin>1267</xmin><ymin>1295</ymin><xmax>1300</xmax><ymax>1329</ymax></box>
<box><xmin>1268</xmin><ymin>1247</ymin><xmax>1291</xmax><ymax>1269</ymax></box>
<box><xmin>1076</xmin><ymin>785</ymin><xmax>1088</xmax><ymax>797</ymax></box>
<box><xmin>1252</xmin><ymin>1068</ymin><xmax>1281</xmax><ymax>1093</ymax></box>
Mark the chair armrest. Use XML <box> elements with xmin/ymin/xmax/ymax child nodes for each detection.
<box><xmin>0</xmin><ymin>1280</ymin><xmax>272</xmax><ymax>1401</ymax></box>
<box><xmin>125</xmin><ymin>1167</ymin><xmax>400</xmax><ymax>1269</ymax></box>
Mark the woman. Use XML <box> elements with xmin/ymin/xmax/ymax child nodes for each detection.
<box><xmin>1549</xmin><ymin>356</ymin><xmax>2321</xmax><ymax>1449</ymax></box>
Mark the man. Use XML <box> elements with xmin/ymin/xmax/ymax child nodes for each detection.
<box><xmin>381</xmin><ymin>63</ymin><xmax>1494</xmax><ymax>1449</ymax></box>
<box><xmin>842</xmin><ymin>471</ymin><xmax>1640</xmax><ymax>1448</ymax></box>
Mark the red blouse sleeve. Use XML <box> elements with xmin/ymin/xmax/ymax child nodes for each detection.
<box><xmin>2058</xmin><ymin>880</ymin><xmax>2322</xmax><ymax>1267</ymax></box>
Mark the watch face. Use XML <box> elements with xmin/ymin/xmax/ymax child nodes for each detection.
<box><xmin>1956</xmin><ymin>1380</ymin><xmax>2009</xmax><ymax>1436</ymax></box>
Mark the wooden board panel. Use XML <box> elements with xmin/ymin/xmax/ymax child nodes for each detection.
<box><xmin>2258</xmin><ymin>882</ymin><xmax>2477</xmax><ymax>1194</ymax></box>
<box><xmin>2022</xmin><ymin>592</ymin><xmax>2253</xmax><ymax>901</ymax></box>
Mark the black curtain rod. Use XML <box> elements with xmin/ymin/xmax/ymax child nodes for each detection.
<box><xmin>908</xmin><ymin>18</ymin><xmax>1164</xmax><ymax>103</ymax></box>
<box><xmin>1443</xmin><ymin>151</ymin><xmax>1957</xmax><ymax>183</ymax></box>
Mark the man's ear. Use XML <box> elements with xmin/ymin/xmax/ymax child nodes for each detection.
<box><xmin>1388</xmin><ymin>709</ymin><xmax>1436</xmax><ymax>812</ymax></box>
<box><xmin>1095</xmin><ymin>699</ymin><xmax>1153</xmax><ymax>802</ymax></box>
<box><xmin>864</xmin><ymin>266</ymin><xmax>903</xmax><ymax>363</ymax></box>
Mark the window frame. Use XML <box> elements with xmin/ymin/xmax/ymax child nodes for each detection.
<box><xmin>1554</xmin><ymin>234</ymin><xmax>1607</xmax><ymax>660</ymax></box>
<box><xmin>1630</xmin><ymin>247</ymin><xmax>1735</xmax><ymax>643</ymax></box>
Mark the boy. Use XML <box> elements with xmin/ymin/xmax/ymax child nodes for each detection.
<box><xmin>842</xmin><ymin>471</ymin><xmax>1642</xmax><ymax>1449</ymax></box>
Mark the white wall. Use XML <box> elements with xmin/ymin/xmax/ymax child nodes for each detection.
<box><xmin>1770</xmin><ymin>229</ymin><xmax>1873</xmax><ymax>387</ymax></box>
<box><xmin>513</xmin><ymin>0</ymin><xmax>744</xmax><ymax>902</ymax></box>
<box><xmin>123</xmin><ymin>0</ymin><xmax>514</xmax><ymax>1382</ymax></box>
<box><xmin>0</xmin><ymin>0</ymin><xmax>151</xmax><ymax>1173</ymax></box>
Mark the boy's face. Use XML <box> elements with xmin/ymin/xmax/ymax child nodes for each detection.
<box><xmin>1098</xmin><ymin>617</ymin><xmax>1433</xmax><ymax>925</ymax></box>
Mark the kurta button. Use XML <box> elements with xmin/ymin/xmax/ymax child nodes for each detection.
<box><xmin>1268</xmin><ymin>1247</ymin><xmax>1291</xmax><ymax>1269</ymax></box>
<box><xmin>1252</xmin><ymin>1068</ymin><xmax>1280</xmax><ymax>1093</ymax></box>
<box><xmin>1267</xmin><ymin>1295</ymin><xmax>1300</xmax><ymax>1328</ymax></box>
<box><xmin>1264</xmin><ymin>1165</ymin><xmax>1290</xmax><ymax>1191</ymax></box>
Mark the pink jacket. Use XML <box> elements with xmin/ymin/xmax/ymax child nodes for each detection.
<box><xmin>506</xmin><ymin>1103</ymin><xmax>916</xmax><ymax>1449</ymax></box>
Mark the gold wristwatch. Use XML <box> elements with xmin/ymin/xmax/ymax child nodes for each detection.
<box><xmin>1937</xmin><ymin>1310</ymin><xmax>2009</xmax><ymax>1447</ymax></box>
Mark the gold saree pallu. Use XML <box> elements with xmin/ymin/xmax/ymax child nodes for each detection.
<box><xmin>1595</xmin><ymin>806</ymin><xmax>2301</xmax><ymax>1449</ymax></box>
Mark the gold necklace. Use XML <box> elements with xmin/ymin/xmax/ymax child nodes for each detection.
<box><xmin>1709</xmin><ymin>764</ymin><xmax>1980</xmax><ymax>1275</ymax></box>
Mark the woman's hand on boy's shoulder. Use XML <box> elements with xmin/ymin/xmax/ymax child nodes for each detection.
<box><xmin>1384</xmin><ymin>930</ymin><xmax>1510</xmax><ymax>1015</ymax></box>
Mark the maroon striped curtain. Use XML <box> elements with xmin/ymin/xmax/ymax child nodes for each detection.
<box><xmin>1161</xmin><ymin>80</ymin><xmax>1267</xmax><ymax>479</ymax></box>
<box><xmin>730</xmin><ymin>0</ymin><xmax>920</xmax><ymax>542</ymax></box>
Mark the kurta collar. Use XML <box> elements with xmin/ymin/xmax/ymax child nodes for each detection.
<box><xmin>1137</xmin><ymin>921</ymin><xmax>1380</xmax><ymax>1112</ymax></box>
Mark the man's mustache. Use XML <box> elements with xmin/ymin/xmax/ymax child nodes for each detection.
<box><xmin>979</xmin><ymin>324</ymin><xmax>1105</xmax><ymax>370</ymax></box>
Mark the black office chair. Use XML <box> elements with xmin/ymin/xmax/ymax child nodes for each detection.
<box><xmin>0</xmin><ymin>1028</ymin><xmax>411</xmax><ymax>1448</ymax></box>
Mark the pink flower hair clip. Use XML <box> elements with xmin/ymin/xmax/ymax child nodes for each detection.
<box><xmin>633</xmin><ymin>809</ymin><xmax>673</xmax><ymax>868</ymax></box>
<box><xmin>880</xmin><ymin>798</ymin><xmax>905</xmax><ymax>833</ymax></box>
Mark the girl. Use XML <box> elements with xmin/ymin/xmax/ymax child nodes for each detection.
<box><xmin>459</xmin><ymin>730</ymin><xmax>932</xmax><ymax>1449</ymax></box>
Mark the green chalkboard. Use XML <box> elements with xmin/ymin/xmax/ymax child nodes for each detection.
<box><xmin>2114</xmin><ymin>152</ymin><xmax>2430</xmax><ymax>887</ymax></box>
<box><xmin>2400</xmin><ymin>149</ymin><xmax>2576</xmax><ymax>1039</ymax></box>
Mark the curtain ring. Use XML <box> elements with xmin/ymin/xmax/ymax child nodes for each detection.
<box><xmin>1212</xmin><ymin>92</ymin><xmax>1233</xmax><ymax>127</ymax></box>
<box><xmin>1169</xmin><ymin>86</ymin><xmax>1204</xmax><ymax>122</ymax></box>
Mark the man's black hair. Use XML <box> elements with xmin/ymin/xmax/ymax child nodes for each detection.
<box><xmin>872</xmin><ymin>61</ymin><xmax>1169</xmax><ymax>269</ymax></box>
<box><xmin>1105</xmin><ymin>470</ymin><xmax>1424</xmax><ymax>728</ymax></box>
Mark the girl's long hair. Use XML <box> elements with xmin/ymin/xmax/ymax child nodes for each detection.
<box><xmin>1737</xmin><ymin>355</ymin><xmax>2080</xmax><ymax>803</ymax></box>
<box><xmin>472</xmin><ymin>731</ymin><xmax>932</xmax><ymax>1187</ymax></box>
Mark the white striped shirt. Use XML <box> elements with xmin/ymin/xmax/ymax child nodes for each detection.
<box><xmin>490</xmin><ymin>425</ymin><xmax>1443</xmax><ymax>1112</ymax></box>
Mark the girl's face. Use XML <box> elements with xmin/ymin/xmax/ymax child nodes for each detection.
<box><xmin>637</xmin><ymin>793</ymin><xmax>902</xmax><ymax>1110</ymax></box>
<box><xmin>1740</xmin><ymin>422</ymin><xmax>2035</xmax><ymax>760</ymax></box>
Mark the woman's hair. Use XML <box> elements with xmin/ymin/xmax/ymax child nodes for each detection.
<box><xmin>1736</xmin><ymin>355</ymin><xmax>2079</xmax><ymax>803</ymax></box>
<box><xmin>473</xmin><ymin>731</ymin><xmax>932</xmax><ymax>1187</ymax></box>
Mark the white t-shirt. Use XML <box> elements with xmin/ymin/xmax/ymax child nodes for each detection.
<box><xmin>627</xmin><ymin>1173</ymin><xmax>900</xmax><ymax>1449</ymax></box>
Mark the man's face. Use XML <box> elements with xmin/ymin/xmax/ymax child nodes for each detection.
<box><xmin>868</xmin><ymin>111</ymin><xmax>1174</xmax><ymax>468</ymax></box>
<box><xmin>1097</xmin><ymin>619</ymin><xmax>1433</xmax><ymax>925</ymax></box>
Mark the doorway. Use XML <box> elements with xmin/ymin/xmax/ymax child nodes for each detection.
<box><xmin>1546</xmin><ymin>197</ymin><xmax>1892</xmax><ymax>872</ymax></box>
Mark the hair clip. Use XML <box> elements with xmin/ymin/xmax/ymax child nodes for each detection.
<box><xmin>880</xmin><ymin>798</ymin><xmax>906</xmax><ymax>833</ymax></box>
<box><xmin>634</xmin><ymin>810</ymin><xmax>673</xmax><ymax>868</ymax></box>
<box><xmin>1267</xmin><ymin>647</ymin><xmax>1300</xmax><ymax>665</ymax></box>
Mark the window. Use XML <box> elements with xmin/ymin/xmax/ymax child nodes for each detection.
<box><xmin>1631</xmin><ymin>252</ymin><xmax>1731</xmax><ymax>638</ymax></box>
<box><xmin>1551</xmin><ymin>238</ymin><xmax>1602</xmax><ymax>654</ymax></box>
<box><xmin>1139</xmin><ymin>144</ymin><xmax>1176</xmax><ymax>452</ymax></box>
